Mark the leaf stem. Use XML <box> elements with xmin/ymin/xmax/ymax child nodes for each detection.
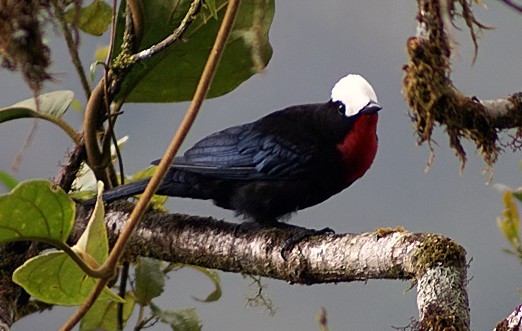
<box><xmin>58</xmin><ymin>278</ymin><xmax>109</xmax><ymax>331</ymax></box>
<box><xmin>32</xmin><ymin>112</ymin><xmax>81</xmax><ymax>144</ymax></box>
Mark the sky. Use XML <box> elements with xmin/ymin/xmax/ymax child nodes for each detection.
<box><xmin>2</xmin><ymin>1</ymin><xmax>522</xmax><ymax>330</ymax></box>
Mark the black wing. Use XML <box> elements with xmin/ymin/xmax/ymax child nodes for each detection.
<box><xmin>152</xmin><ymin>120</ymin><xmax>318</xmax><ymax>180</ymax></box>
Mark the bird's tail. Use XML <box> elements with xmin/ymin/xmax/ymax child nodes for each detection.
<box><xmin>83</xmin><ymin>178</ymin><xmax>151</xmax><ymax>206</ymax></box>
<box><xmin>82</xmin><ymin>169</ymin><xmax>215</xmax><ymax>206</ymax></box>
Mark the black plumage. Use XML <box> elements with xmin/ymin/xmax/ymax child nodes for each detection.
<box><xmin>96</xmin><ymin>99</ymin><xmax>380</xmax><ymax>226</ymax></box>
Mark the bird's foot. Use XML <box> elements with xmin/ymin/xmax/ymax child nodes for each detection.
<box><xmin>232</xmin><ymin>221</ymin><xmax>334</xmax><ymax>260</ymax></box>
<box><xmin>275</xmin><ymin>224</ymin><xmax>335</xmax><ymax>260</ymax></box>
<box><xmin>232</xmin><ymin>221</ymin><xmax>266</xmax><ymax>236</ymax></box>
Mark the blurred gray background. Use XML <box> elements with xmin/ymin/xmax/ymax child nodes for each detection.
<box><xmin>2</xmin><ymin>1</ymin><xmax>522</xmax><ymax>330</ymax></box>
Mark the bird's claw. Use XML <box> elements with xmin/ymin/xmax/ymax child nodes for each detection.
<box><xmin>281</xmin><ymin>226</ymin><xmax>335</xmax><ymax>260</ymax></box>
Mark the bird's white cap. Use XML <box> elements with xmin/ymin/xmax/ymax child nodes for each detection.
<box><xmin>331</xmin><ymin>74</ymin><xmax>379</xmax><ymax>117</ymax></box>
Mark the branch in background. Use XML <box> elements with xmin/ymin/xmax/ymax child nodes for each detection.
<box><xmin>403</xmin><ymin>0</ymin><xmax>522</xmax><ymax>171</ymax></box>
<box><xmin>499</xmin><ymin>0</ymin><xmax>522</xmax><ymax>13</ymax></box>
<box><xmin>479</xmin><ymin>94</ymin><xmax>522</xmax><ymax>128</ymax></box>
<box><xmin>0</xmin><ymin>241</ymin><xmax>46</xmax><ymax>330</ymax></box>
<box><xmin>73</xmin><ymin>203</ymin><xmax>470</xmax><ymax>331</ymax></box>
<box><xmin>50</xmin><ymin>0</ymin><xmax>91</xmax><ymax>100</ymax></box>
<box><xmin>496</xmin><ymin>303</ymin><xmax>522</xmax><ymax>330</ymax></box>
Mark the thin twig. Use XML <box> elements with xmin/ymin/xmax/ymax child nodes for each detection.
<box><xmin>117</xmin><ymin>262</ymin><xmax>130</xmax><ymax>329</ymax></box>
<box><xmin>106</xmin><ymin>0</ymin><xmax>126</xmax><ymax>186</ymax></box>
<box><xmin>499</xmin><ymin>0</ymin><xmax>522</xmax><ymax>13</ymax></box>
<box><xmin>83</xmin><ymin>80</ymin><xmax>111</xmax><ymax>187</ymax></box>
<box><xmin>50</xmin><ymin>0</ymin><xmax>91</xmax><ymax>100</ymax></box>
<box><xmin>130</xmin><ymin>0</ymin><xmax>202</xmax><ymax>63</ymax></box>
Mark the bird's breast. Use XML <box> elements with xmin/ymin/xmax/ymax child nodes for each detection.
<box><xmin>336</xmin><ymin>113</ymin><xmax>378</xmax><ymax>184</ymax></box>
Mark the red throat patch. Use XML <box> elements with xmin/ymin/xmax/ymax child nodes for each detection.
<box><xmin>336</xmin><ymin>113</ymin><xmax>378</xmax><ymax>184</ymax></box>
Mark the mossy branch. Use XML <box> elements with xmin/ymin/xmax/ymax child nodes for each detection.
<box><xmin>403</xmin><ymin>0</ymin><xmax>522</xmax><ymax>172</ymax></box>
<box><xmin>70</xmin><ymin>203</ymin><xmax>470</xmax><ymax>331</ymax></box>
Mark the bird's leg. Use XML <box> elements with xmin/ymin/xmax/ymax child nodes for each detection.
<box><xmin>273</xmin><ymin>223</ymin><xmax>335</xmax><ymax>259</ymax></box>
<box><xmin>232</xmin><ymin>220</ymin><xmax>334</xmax><ymax>259</ymax></box>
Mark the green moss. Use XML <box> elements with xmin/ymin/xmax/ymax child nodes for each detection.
<box><xmin>375</xmin><ymin>226</ymin><xmax>406</xmax><ymax>238</ymax></box>
<box><xmin>420</xmin><ymin>303</ymin><xmax>468</xmax><ymax>331</ymax></box>
<box><xmin>402</xmin><ymin>0</ymin><xmax>500</xmax><ymax>172</ymax></box>
<box><xmin>413</xmin><ymin>234</ymin><xmax>466</xmax><ymax>277</ymax></box>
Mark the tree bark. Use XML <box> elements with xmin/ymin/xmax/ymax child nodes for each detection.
<box><xmin>73</xmin><ymin>203</ymin><xmax>472</xmax><ymax>330</ymax></box>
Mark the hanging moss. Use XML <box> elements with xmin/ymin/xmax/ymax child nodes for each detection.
<box><xmin>0</xmin><ymin>0</ymin><xmax>52</xmax><ymax>91</ymax></box>
<box><xmin>403</xmin><ymin>0</ymin><xmax>502</xmax><ymax>172</ymax></box>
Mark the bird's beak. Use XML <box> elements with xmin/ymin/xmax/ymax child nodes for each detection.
<box><xmin>361</xmin><ymin>101</ymin><xmax>382</xmax><ymax>114</ymax></box>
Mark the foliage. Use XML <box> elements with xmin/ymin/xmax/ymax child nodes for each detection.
<box><xmin>497</xmin><ymin>188</ymin><xmax>522</xmax><ymax>260</ymax></box>
<box><xmin>0</xmin><ymin>0</ymin><xmax>274</xmax><ymax>329</ymax></box>
<box><xmin>112</xmin><ymin>0</ymin><xmax>274</xmax><ymax>103</ymax></box>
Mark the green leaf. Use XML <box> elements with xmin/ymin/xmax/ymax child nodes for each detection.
<box><xmin>113</xmin><ymin>0</ymin><xmax>274</xmax><ymax>103</ymax></box>
<box><xmin>0</xmin><ymin>90</ymin><xmax>74</xmax><ymax>123</ymax></box>
<box><xmin>74</xmin><ymin>181</ymin><xmax>109</xmax><ymax>265</ymax></box>
<box><xmin>0</xmin><ymin>171</ymin><xmax>18</xmax><ymax>191</ymax></box>
<box><xmin>188</xmin><ymin>266</ymin><xmax>221</xmax><ymax>302</ymax></box>
<box><xmin>135</xmin><ymin>257</ymin><xmax>167</xmax><ymax>305</ymax></box>
<box><xmin>152</xmin><ymin>306</ymin><xmax>202</xmax><ymax>331</ymax></box>
<box><xmin>0</xmin><ymin>180</ymin><xmax>75</xmax><ymax>243</ymax></box>
<box><xmin>203</xmin><ymin>0</ymin><xmax>218</xmax><ymax>20</ymax></box>
<box><xmin>497</xmin><ymin>191</ymin><xmax>521</xmax><ymax>250</ymax></box>
<box><xmin>11</xmin><ymin>182</ymin><xmax>122</xmax><ymax>306</ymax></box>
<box><xmin>513</xmin><ymin>190</ymin><xmax>522</xmax><ymax>204</ymax></box>
<box><xmin>12</xmin><ymin>250</ymin><xmax>124</xmax><ymax>305</ymax></box>
<box><xmin>80</xmin><ymin>292</ymin><xmax>136</xmax><ymax>331</ymax></box>
<box><xmin>94</xmin><ymin>45</ymin><xmax>110</xmax><ymax>62</ymax></box>
<box><xmin>171</xmin><ymin>264</ymin><xmax>221</xmax><ymax>302</ymax></box>
<box><xmin>65</xmin><ymin>0</ymin><xmax>112</xmax><ymax>36</ymax></box>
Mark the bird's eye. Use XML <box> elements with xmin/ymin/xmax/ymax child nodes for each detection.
<box><xmin>337</xmin><ymin>103</ymin><xmax>346</xmax><ymax>115</ymax></box>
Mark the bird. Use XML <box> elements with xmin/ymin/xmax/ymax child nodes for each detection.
<box><xmin>91</xmin><ymin>74</ymin><xmax>381</xmax><ymax>228</ymax></box>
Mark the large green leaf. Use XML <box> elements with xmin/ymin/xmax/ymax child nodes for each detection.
<box><xmin>12</xmin><ymin>183</ymin><xmax>123</xmax><ymax>306</ymax></box>
<box><xmin>12</xmin><ymin>251</ymin><xmax>124</xmax><ymax>306</ymax></box>
<box><xmin>0</xmin><ymin>91</ymin><xmax>74</xmax><ymax>122</ymax></box>
<box><xmin>113</xmin><ymin>0</ymin><xmax>274</xmax><ymax>103</ymax></box>
<box><xmin>0</xmin><ymin>171</ymin><xmax>18</xmax><ymax>191</ymax></box>
<box><xmin>0</xmin><ymin>180</ymin><xmax>75</xmax><ymax>243</ymax></box>
<box><xmin>0</xmin><ymin>91</ymin><xmax>78</xmax><ymax>142</ymax></box>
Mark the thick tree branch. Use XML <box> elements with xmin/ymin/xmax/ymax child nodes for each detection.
<box><xmin>0</xmin><ymin>242</ymin><xmax>43</xmax><ymax>330</ymax></box>
<box><xmin>72</xmin><ymin>203</ymin><xmax>470</xmax><ymax>330</ymax></box>
<box><xmin>496</xmin><ymin>303</ymin><xmax>522</xmax><ymax>330</ymax></box>
<box><xmin>479</xmin><ymin>95</ymin><xmax>522</xmax><ymax>129</ymax></box>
